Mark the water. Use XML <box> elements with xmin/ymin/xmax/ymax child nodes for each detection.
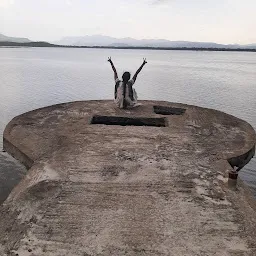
<box><xmin>0</xmin><ymin>47</ymin><xmax>256</xmax><ymax>196</ymax></box>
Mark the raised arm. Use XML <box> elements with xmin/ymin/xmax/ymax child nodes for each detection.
<box><xmin>132</xmin><ymin>58</ymin><xmax>147</xmax><ymax>82</ymax></box>
<box><xmin>108</xmin><ymin>57</ymin><xmax>118</xmax><ymax>80</ymax></box>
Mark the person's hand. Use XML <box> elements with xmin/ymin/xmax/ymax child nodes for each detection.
<box><xmin>108</xmin><ymin>57</ymin><xmax>112</xmax><ymax>63</ymax></box>
<box><xmin>143</xmin><ymin>58</ymin><xmax>147</xmax><ymax>65</ymax></box>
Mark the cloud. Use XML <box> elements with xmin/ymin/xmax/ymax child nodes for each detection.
<box><xmin>151</xmin><ymin>0</ymin><xmax>171</xmax><ymax>4</ymax></box>
<box><xmin>0</xmin><ymin>0</ymin><xmax>14</xmax><ymax>8</ymax></box>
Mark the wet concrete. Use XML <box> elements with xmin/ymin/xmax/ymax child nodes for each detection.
<box><xmin>0</xmin><ymin>100</ymin><xmax>256</xmax><ymax>256</ymax></box>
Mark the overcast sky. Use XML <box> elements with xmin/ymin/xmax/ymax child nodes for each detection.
<box><xmin>1</xmin><ymin>0</ymin><xmax>256</xmax><ymax>44</ymax></box>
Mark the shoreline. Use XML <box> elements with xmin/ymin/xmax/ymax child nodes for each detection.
<box><xmin>1</xmin><ymin>41</ymin><xmax>256</xmax><ymax>52</ymax></box>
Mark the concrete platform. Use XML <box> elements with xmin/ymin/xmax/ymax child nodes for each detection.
<box><xmin>0</xmin><ymin>100</ymin><xmax>256</xmax><ymax>256</ymax></box>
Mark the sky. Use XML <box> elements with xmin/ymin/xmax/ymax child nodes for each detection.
<box><xmin>0</xmin><ymin>0</ymin><xmax>256</xmax><ymax>44</ymax></box>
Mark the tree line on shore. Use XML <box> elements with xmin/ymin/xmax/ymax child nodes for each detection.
<box><xmin>1</xmin><ymin>41</ymin><xmax>255</xmax><ymax>52</ymax></box>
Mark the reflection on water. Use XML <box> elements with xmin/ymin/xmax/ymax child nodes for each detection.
<box><xmin>0</xmin><ymin>48</ymin><xmax>255</xmax><ymax>196</ymax></box>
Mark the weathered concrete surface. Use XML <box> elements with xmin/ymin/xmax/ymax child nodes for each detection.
<box><xmin>1</xmin><ymin>100</ymin><xmax>256</xmax><ymax>256</ymax></box>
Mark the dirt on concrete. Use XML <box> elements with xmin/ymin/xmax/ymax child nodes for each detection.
<box><xmin>0</xmin><ymin>100</ymin><xmax>256</xmax><ymax>256</ymax></box>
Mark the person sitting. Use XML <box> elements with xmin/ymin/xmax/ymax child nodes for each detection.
<box><xmin>108</xmin><ymin>57</ymin><xmax>147</xmax><ymax>109</ymax></box>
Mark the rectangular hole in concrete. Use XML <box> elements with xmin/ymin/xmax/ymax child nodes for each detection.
<box><xmin>153</xmin><ymin>105</ymin><xmax>186</xmax><ymax>115</ymax></box>
<box><xmin>91</xmin><ymin>115</ymin><xmax>167</xmax><ymax>127</ymax></box>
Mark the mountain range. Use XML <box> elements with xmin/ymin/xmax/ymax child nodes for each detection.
<box><xmin>1</xmin><ymin>33</ymin><xmax>256</xmax><ymax>49</ymax></box>
<box><xmin>0</xmin><ymin>33</ymin><xmax>31</xmax><ymax>43</ymax></box>
<box><xmin>54</xmin><ymin>35</ymin><xmax>256</xmax><ymax>49</ymax></box>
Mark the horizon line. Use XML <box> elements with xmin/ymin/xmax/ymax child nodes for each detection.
<box><xmin>1</xmin><ymin>32</ymin><xmax>255</xmax><ymax>46</ymax></box>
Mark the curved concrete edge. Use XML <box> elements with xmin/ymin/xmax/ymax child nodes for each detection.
<box><xmin>228</xmin><ymin>145</ymin><xmax>255</xmax><ymax>170</ymax></box>
<box><xmin>4</xmin><ymin>132</ymin><xmax>255</xmax><ymax>179</ymax></box>
<box><xmin>5</xmin><ymin>162</ymin><xmax>62</xmax><ymax>205</ymax></box>
<box><xmin>2</xmin><ymin>100</ymin><xmax>256</xmax><ymax>208</ymax></box>
<box><xmin>3</xmin><ymin>137</ymin><xmax>34</xmax><ymax>169</ymax></box>
<box><xmin>3</xmin><ymin>100</ymin><xmax>256</xmax><ymax>174</ymax></box>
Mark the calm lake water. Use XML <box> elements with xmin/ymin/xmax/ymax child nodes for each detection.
<box><xmin>0</xmin><ymin>47</ymin><xmax>256</xmax><ymax>196</ymax></box>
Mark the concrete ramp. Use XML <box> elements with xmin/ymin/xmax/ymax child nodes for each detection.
<box><xmin>1</xmin><ymin>100</ymin><xmax>256</xmax><ymax>256</ymax></box>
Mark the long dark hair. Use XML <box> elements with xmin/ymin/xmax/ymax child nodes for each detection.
<box><xmin>122</xmin><ymin>72</ymin><xmax>131</xmax><ymax>108</ymax></box>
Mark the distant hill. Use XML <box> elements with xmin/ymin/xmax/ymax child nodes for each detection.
<box><xmin>0</xmin><ymin>33</ymin><xmax>31</xmax><ymax>43</ymax></box>
<box><xmin>244</xmin><ymin>43</ymin><xmax>256</xmax><ymax>49</ymax></box>
<box><xmin>0</xmin><ymin>41</ymin><xmax>57</xmax><ymax>47</ymax></box>
<box><xmin>1</xmin><ymin>41</ymin><xmax>255</xmax><ymax>52</ymax></box>
<box><xmin>1</xmin><ymin>33</ymin><xmax>255</xmax><ymax>51</ymax></box>
<box><xmin>55</xmin><ymin>35</ymin><xmax>256</xmax><ymax>49</ymax></box>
